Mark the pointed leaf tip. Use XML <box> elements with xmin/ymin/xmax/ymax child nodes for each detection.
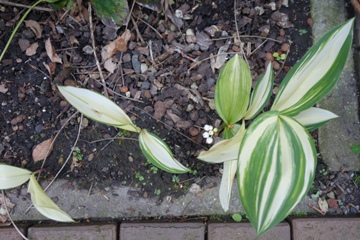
<box><xmin>138</xmin><ymin>129</ymin><xmax>190</xmax><ymax>174</ymax></box>
<box><xmin>28</xmin><ymin>175</ymin><xmax>74</xmax><ymax>222</ymax></box>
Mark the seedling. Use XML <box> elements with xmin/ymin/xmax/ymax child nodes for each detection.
<box><xmin>232</xmin><ymin>213</ymin><xmax>242</xmax><ymax>222</ymax></box>
<box><xmin>272</xmin><ymin>52</ymin><xmax>286</xmax><ymax>61</ymax></box>
<box><xmin>298</xmin><ymin>28</ymin><xmax>308</xmax><ymax>35</ymax></box>
<box><xmin>135</xmin><ymin>172</ymin><xmax>145</xmax><ymax>181</ymax></box>
<box><xmin>154</xmin><ymin>189</ymin><xmax>161</xmax><ymax>195</ymax></box>
<box><xmin>72</xmin><ymin>147</ymin><xmax>83</xmax><ymax>161</ymax></box>
<box><xmin>172</xmin><ymin>175</ymin><xmax>180</xmax><ymax>183</ymax></box>
<box><xmin>319</xmin><ymin>168</ymin><xmax>328</xmax><ymax>176</ymax></box>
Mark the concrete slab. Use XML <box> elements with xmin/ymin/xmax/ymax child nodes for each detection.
<box><xmin>27</xmin><ymin>223</ymin><xmax>117</xmax><ymax>240</ymax></box>
<box><xmin>312</xmin><ymin>0</ymin><xmax>360</xmax><ymax>171</ymax></box>
<box><xmin>208</xmin><ymin>222</ymin><xmax>290</xmax><ymax>240</ymax></box>
<box><xmin>119</xmin><ymin>222</ymin><xmax>205</xmax><ymax>240</ymax></box>
<box><xmin>290</xmin><ymin>218</ymin><xmax>360</xmax><ymax>240</ymax></box>
<box><xmin>5</xmin><ymin>179</ymin><xmax>316</xmax><ymax>221</ymax></box>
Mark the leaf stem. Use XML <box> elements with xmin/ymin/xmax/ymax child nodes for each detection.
<box><xmin>0</xmin><ymin>0</ymin><xmax>45</xmax><ymax>62</ymax></box>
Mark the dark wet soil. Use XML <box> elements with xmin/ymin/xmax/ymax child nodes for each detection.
<box><xmin>0</xmin><ymin>0</ymin><xmax>359</xmax><ymax>215</ymax></box>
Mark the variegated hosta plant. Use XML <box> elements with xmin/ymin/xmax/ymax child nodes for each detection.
<box><xmin>0</xmin><ymin>164</ymin><xmax>74</xmax><ymax>222</ymax></box>
<box><xmin>198</xmin><ymin>18</ymin><xmax>354</xmax><ymax>235</ymax></box>
<box><xmin>57</xmin><ymin>86</ymin><xmax>190</xmax><ymax>174</ymax></box>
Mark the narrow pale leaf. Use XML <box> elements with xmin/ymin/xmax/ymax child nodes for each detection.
<box><xmin>219</xmin><ymin>159</ymin><xmax>237</xmax><ymax>211</ymax></box>
<box><xmin>238</xmin><ymin>111</ymin><xmax>316</xmax><ymax>235</ymax></box>
<box><xmin>271</xmin><ymin>18</ymin><xmax>354</xmax><ymax>116</ymax></box>
<box><xmin>245</xmin><ymin>62</ymin><xmax>274</xmax><ymax>119</ymax></box>
<box><xmin>28</xmin><ymin>175</ymin><xmax>74</xmax><ymax>222</ymax></box>
<box><xmin>215</xmin><ymin>54</ymin><xmax>252</xmax><ymax>124</ymax></box>
<box><xmin>198</xmin><ymin>125</ymin><xmax>245</xmax><ymax>163</ymax></box>
<box><xmin>58</xmin><ymin>86</ymin><xmax>140</xmax><ymax>132</ymax></box>
<box><xmin>0</xmin><ymin>164</ymin><xmax>32</xmax><ymax>189</ymax></box>
<box><xmin>45</xmin><ymin>38</ymin><xmax>62</xmax><ymax>63</ymax></box>
<box><xmin>293</xmin><ymin>107</ymin><xmax>338</xmax><ymax>131</ymax></box>
<box><xmin>138</xmin><ymin>129</ymin><xmax>190</xmax><ymax>174</ymax></box>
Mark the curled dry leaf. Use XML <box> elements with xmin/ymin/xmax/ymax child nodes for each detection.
<box><xmin>0</xmin><ymin>193</ymin><xmax>15</xmax><ymax>223</ymax></box>
<box><xmin>45</xmin><ymin>38</ymin><xmax>62</xmax><ymax>63</ymax></box>
<box><xmin>43</xmin><ymin>62</ymin><xmax>56</xmax><ymax>78</ymax></box>
<box><xmin>32</xmin><ymin>137</ymin><xmax>54</xmax><ymax>162</ymax></box>
<box><xmin>26</xmin><ymin>42</ymin><xmax>39</xmax><ymax>56</ymax></box>
<box><xmin>101</xmin><ymin>29</ymin><xmax>131</xmax><ymax>73</ymax></box>
<box><xmin>318</xmin><ymin>198</ymin><xmax>328</xmax><ymax>214</ymax></box>
<box><xmin>24</xmin><ymin>20</ymin><xmax>42</xmax><ymax>38</ymax></box>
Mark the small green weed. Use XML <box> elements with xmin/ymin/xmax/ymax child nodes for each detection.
<box><xmin>293</xmin><ymin>211</ymin><xmax>307</xmax><ymax>217</ymax></box>
<box><xmin>273</xmin><ymin>52</ymin><xmax>286</xmax><ymax>61</ymax></box>
<box><xmin>72</xmin><ymin>147</ymin><xmax>83</xmax><ymax>160</ymax></box>
<box><xmin>154</xmin><ymin>189</ymin><xmax>161</xmax><ymax>195</ymax></box>
<box><xmin>172</xmin><ymin>175</ymin><xmax>180</xmax><ymax>183</ymax></box>
<box><xmin>319</xmin><ymin>168</ymin><xmax>328</xmax><ymax>175</ymax></box>
<box><xmin>135</xmin><ymin>172</ymin><xmax>144</xmax><ymax>181</ymax></box>
<box><xmin>298</xmin><ymin>29</ymin><xmax>308</xmax><ymax>35</ymax></box>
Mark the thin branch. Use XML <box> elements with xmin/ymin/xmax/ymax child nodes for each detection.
<box><xmin>88</xmin><ymin>4</ymin><xmax>108</xmax><ymax>97</ymax></box>
<box><xmin>0</xmin><ymin>0</ymin><xmax>53</xmax><ymax>12</ymax></box>
<box><xmin>1</xmin><ymin>190</ymin><xmax>29</xmax><ymax>240</ymax></box>
<box><xmin>26</xmin><ymin>114</ymin><xmax>83</xmax><ymax>213</ymax></box>
<box><xmin>135</xmin><ymin>16</ymin><xmax>163</xmax><ymax>39</ymax></box>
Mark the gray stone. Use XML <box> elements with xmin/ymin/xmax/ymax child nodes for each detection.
<box><xmin>312</xmin><ymin>0</ymin><xmax>360</xmax><ymax>171</ymax></box>
<box><xmin>120</xmin><ymin>222</ymin><xmax>204</xmax><ymax>240</ymax></box>
<box><xmin>291</xmin><ymin>218</ymin><xmax>360</xmax><ymax>240</ymax></box>
<box><xmin>208</xmin><ymin>222</ymin><xmax>290</xmax><ymax>240</ymax></box>
<box><xmin>28</xmin><ymin>223</ymin><xmax>117</xmax><ymax>240</ymax></box>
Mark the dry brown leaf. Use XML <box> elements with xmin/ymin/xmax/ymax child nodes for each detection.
<box><xmin>0</xmin><ymin>193</ymin><xmax>15</xmax><ymax>223</ymax></box>
<box><xmin>43</xmin><ymin>62</ymin><xmax>56</xmax><ymax>78</ymax></box>
<box><xmin>24</xmin><ymin>20</ymin><xmax>42</xmax><ymax>38</ymax></box>
<box><xmin>32</xmin><ymin>137</ymin><xmax>54</xmax><ymax>162</ymax></box>
<box><xmin>0</xmin><ymin>83</ymin><xmax>8</xmax><ymax>94</ymax></box>
<box><xmin>45</xmin><ymin>38</ymin><xmax>62</xmax><ymax>63</ymax></box>
<box><xmin>25</xmin><ymin>42</ymin><xmax>39</xmax><ymax>56</ymax></box>
<box><xmin>69</xmin><ymin>35</ymin><xmax>79</xmax><ymax>45</ymax></box>
<box><xmin>318</xmin><ymin>198</ymin><xmax>328</xmax><ymax>214</ymax></box>
<box><xmin>104</xmin><ymin>59</ymin><xmax>117</xmax><ymax>73</ymax></box>
<box><xmin>102</xmin><ymin>29</ymin><xmax>131</xmax><ymax>62</ymax></box>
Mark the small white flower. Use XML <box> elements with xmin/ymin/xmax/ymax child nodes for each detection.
<box><xmin>208</xmin><ymin>130</ymin><xmax>214</xmax><ymax>136</ymax></box>
<box><xmin>204</xmin><ymin>124</ymin><xmax>211</xmax><ymax>131</ymax></box>
<box><xmin>203</xmin><ymin>132</ymin><xmax>210</xmax><ymax>138</ymax></box>
<box><xmin>206</xmin><ymin>137</ymin><xmax>214</xmax><ymax>144</ymax></box>
<box><xmin>213</xmin><ymin>128</ymin><xmax>218</xmax><ymax>133</ymax></box>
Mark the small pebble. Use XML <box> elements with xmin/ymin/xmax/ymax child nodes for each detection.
<box><xmin>128</xmin><ymin>156</ymin><xmax>133</xmax><ymax>162</ymax></box>
<box><xmin>266</xmin><ymin>52</ymin><xmax>274</xmax><ymax>61</ymax></box>
<box><xmin>82</xmin><ymin>45</ymin><xmax>94</xmax><ymax>54</ymax></box>
<box><xmin>279</xmin><ymin>28</ymin><xmax>285</xmax><ymax>36</ymax></box>
<box><xmin>189</xmin><ymin>127</ymin><xmax>199</xmax><ymax>136</ymax></box>
<box><xmin>281</xmin><ymin>43</ymin><xmax>290</xmax><ymax>52</ymax></box>
<box><xmin>272</xmin><ymin>61</ymin><xmax>280</xmax><ymax>70</ymax></box>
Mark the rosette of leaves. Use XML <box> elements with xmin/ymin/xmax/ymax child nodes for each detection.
<box><xmin>198</xmin><ymin>18</ymin><xmax>354</xmax><ymax>235</ymax></box>
<box><xmin>57</xmin><ymin>86</ymin><xmax>190</xmax><ymax>174</ymax></box>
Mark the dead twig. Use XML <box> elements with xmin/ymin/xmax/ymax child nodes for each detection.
<box><xmin>135</xmin><ymin>16</ymin><xmax>163</xmax><ymax>39</ymax></box>
<box><xmin>37</xmin><ymin>111</ymin><xmax>79</xmax><ymax>180</ymax></box>
<box><xmin>1</xmin><ymin>190</ymin><xmax>29</xmax><ymax>240</ymax></box>
<box><xmin>26</xmin><ymin>113</ymin><xmax>83</xmax><ymax>213</ymax></box>
<box><xmin>0</xmin><ymin>0</ymin><xmax>53</xmax><ymax>12</ymax></box>
<box><xmin>88</xmin><ymin>4</ymin><xmax>108</xmax><ymax>97</ymax></box>
<box><xmin>308</xmin><ymin>203</ymin><xmax>326</xmax><ymax>215</ymax></box>
<box><xmin>130</xmin><ymin>16</ymin><xmax>145</xmax><ymax>45</ymax></box>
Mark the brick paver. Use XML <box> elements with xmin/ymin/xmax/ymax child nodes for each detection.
<box><xmin>0</xmin><ymin>226</ymin><xmax>26</xmax><ymax>240</ymax></box>
<box><xmin>208</xmin><ymin>222</ymin><xmax>290</xmax><ymax>240</ymax></box>
<box><xmin>27</xmin><ymin>223</ymin><xmax>117</xmax><ymax>240</ymax></box>
<box><xmin>120</xmin><ymin>222</ymin><xmax>205</xmax><ymax>240</ymax></box>
<box><xmin>291</xmin><ymin>218</ymin><xmax>360</xmax><ymax>240</ymax></box>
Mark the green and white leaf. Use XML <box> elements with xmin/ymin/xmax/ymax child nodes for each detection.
<box><xmin>244</xmin><ymin>62</ymin><xmax>274</xmax><ymax>120</ymax></box>
<box><xmin>237</xmin><ymin>111</ymin><xmax>316</xmax><ymax>235</ymax></box>
<box><xmin>58</xmin><ymin>86</ymin><xmax>140</xmax><ymax>132</ymax></box>
<box><xmin>0</xmin><ymin>164</ymin><xmax>32</xmax><ymax>189</ymax></box>
<box><xmin>293</xmin><ymin>107</ymin><xmax>338</xmax><ymax>131</ymax></box>
<box><xmin>271</xmin><ymin>18</ymin><xmax>354</xmax><ymax>116</ymax></box>
<box><xmin>138</xmin><ymin>129</ymin><xmax>190</xmax><ymax>174</ymax></box>
<box><xmin>197</xmin><ymin>124</ymin><xmax>246</xmax><ymax>163</ymax></box>
<box><xmin>219</xmin><ymin>159</ymin><xmax>237</xmax><ymax>212</ymax></box>
<box><xmin>91</xmin><ymin>0</ymin><xmax>129</xmax><ymax>26</ymax></box>
<box><xmin>28</xmin><ymin>174</ymin><xmax>74</xmax><ymax>222</ymax></box>
<box><xmin>215</xmin><ymin>54</ymin><xmax>252</xmax><ymax>124</ymax></box>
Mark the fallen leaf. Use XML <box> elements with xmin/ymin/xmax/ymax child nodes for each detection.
<box><xmin>45</xmin><ymin>38</ymin><xmax>62</xmax><ymax>63</ymax></box>
<box><xmin>214</xmin><ymin>44</ymin><xmax>229</xmax><ymax>69</ymax></box>
<box><xmin>69</xmin><ymin>35</ymin><xmax>79</xmax><ymax>45</ymax></box>
<box><xmin>0</xmin><ymin>83</ymin><xmax>8</xmax><ymax>93</ymax></box>
<box><xmin>24</xmin><ymin>20</ymin><xmax>42</xmax><ymax>38</ymax></box>
<box><xmin>0</xmin><ymin>193</ymin><xmax>15</xmax><ymax>223</ymax></box>
<box><xmin>104</xmin><ymin>59</ymin><xmax>117</xmax><ymax>73</ymax></box>
<box><xmin>101</xmin><ymin>29</ymin><xmax>131</xmax><ymax>62</ymax></box>
<box><xmin>327</xmin><ymin>199</ymin><xmax>339</xmax><ymax>209</ymax></box>
<box><xmin>318</xmin><ymin>198</ymin><xmax>328</xmax><ymax>214</ymax></box>
<box><xmin>189</xmin><ymin>183</ymin><xmax>202</xmax><ymax>193</ymax></box>
<box><xmin>43</xmin><ymin>62</ymin><xmax>56</xmax><ymax>78</ymax></box>
<box><xmin>25</xmin><ymin>42</ymin><xmax>39</xmax><ymax>56</ymax></box>
<box><xmin>32</xmin><ymin>137</ymin><xmax>54</xmax><ymax>162</ymax></box>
